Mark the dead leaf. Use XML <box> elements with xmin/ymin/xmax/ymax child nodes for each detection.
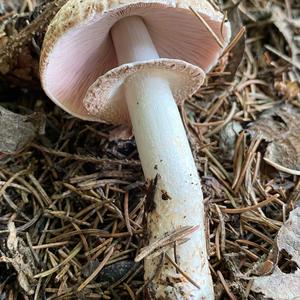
<box><xmin>277</xmin><ymin>207</ymin><xmax>300</xmax><ymax>266</ymax></box>
<box><xmin>252</xmin><ymin>267</ymin><xmax>300</xmax><ymax>300</ymax></box>
<box><xmin>0</xmin><ymin>106</ymin><xmax>45</xmax><ymax>154</ymax></box>
<box><xmin>249</xmin><ymin>103</ymin><xmax>300</xmax><ymax>171</ymax></box>
<box><xmin>272</xmin><ymin>6</ymin><xmax>300</xmax><ymax>69</ymax></box>
<box><xmin>0</xmin><ymin>222</ymin><xmax>36</xmax><ymax>295</ymax></box>
<box><xmin>251</xmin><ymin>207</ymin><xmax>300</xmax><ymax>299</ymax></box>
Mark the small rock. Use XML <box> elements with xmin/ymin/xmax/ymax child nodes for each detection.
<box><xmin>98</xmin><ymin>260</ymin><xmax>138</xmax><ymax>283</ymax></box>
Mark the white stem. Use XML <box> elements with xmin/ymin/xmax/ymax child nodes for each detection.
<box><xmin>111</xmin><ymin>17</ymin><xmax>213</xmax><ymax>299</ymax></box>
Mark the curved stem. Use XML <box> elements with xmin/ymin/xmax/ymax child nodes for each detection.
<box><xmin>111</xmin><ymin>16</ymin><xmax>213</xmax><ymax>299</ymax></box>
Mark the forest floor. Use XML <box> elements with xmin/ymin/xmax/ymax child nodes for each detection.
<box><xmin>0</xmin><ymin>0</ymin><xmax>300</xmax><ymax>299</ymax></box>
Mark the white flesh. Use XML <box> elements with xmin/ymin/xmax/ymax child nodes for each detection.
<box><xmin>111</xmin><ymin>16</ymin><xmax>213</xmax><ymax>299</ymax></box>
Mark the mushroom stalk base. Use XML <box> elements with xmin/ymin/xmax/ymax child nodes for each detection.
<box><xmin>111</xmin><ymin>17</ymin><xmax>213</xmax><ymax>299</ymax></box>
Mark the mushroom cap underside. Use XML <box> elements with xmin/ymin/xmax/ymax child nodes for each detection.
<box><xmin>40</xmin><ymin>0</ymin><xmax>231</xmax><ymax>123</ymax></box>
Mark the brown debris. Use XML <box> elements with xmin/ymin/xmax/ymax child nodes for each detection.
<box><xmin>249</xmin><ymin>103</ymin><xmax>300</xmax><ymax>171</ymax></box>
<box><xmin>251</xmin><ymin>208</ymin><xmax>300</xmax><ymax>300</ymax></box>
<box><xmin>0</xmin><ymin>222</ymin><xmax>36</xmax><ymax>295</ymax></box>
<box><xmin>0</xmin><ymin>106</ymin><xmax>45</xmax><ymax>155</ymax></box>
<box><xmin>0</xmin><ymin>0</ymin><xmax>68</xmax><ymax>83</ymax></box>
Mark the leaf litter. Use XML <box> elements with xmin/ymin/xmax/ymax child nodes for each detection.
<box><xmin>0</xmin><ymin>222</ymin><xmax>36</xmax><ymax>295</ymax></box>
<box><xmin>0</xmin><ymin>106</ymin><xmax>45</xmax><ymax>156</ymax></box>
<box><xmin>251</xmin><ymin>207</ymin><xmax>300</xmax><ymax>300</ymax></box>
<box><xmin>0</xmin><ymin>0</ymin><xmax>300</xmax><ymax>299</ymax></box>
<box><xmin>249</xmin><ymin>103</ymin><xmax>300</xmax><ymax>172</ymax></box>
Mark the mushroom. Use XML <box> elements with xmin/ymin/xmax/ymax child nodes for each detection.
<box><xmin>40</xmin><ymin>1</ymin><xmax>231</xmax><ymax>299</ymax></box>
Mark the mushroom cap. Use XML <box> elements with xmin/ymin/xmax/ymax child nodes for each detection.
<box><xmin>40</xmin><ymin>0</ymin><xmax>231</xmax><ymax>124</ymax></box>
